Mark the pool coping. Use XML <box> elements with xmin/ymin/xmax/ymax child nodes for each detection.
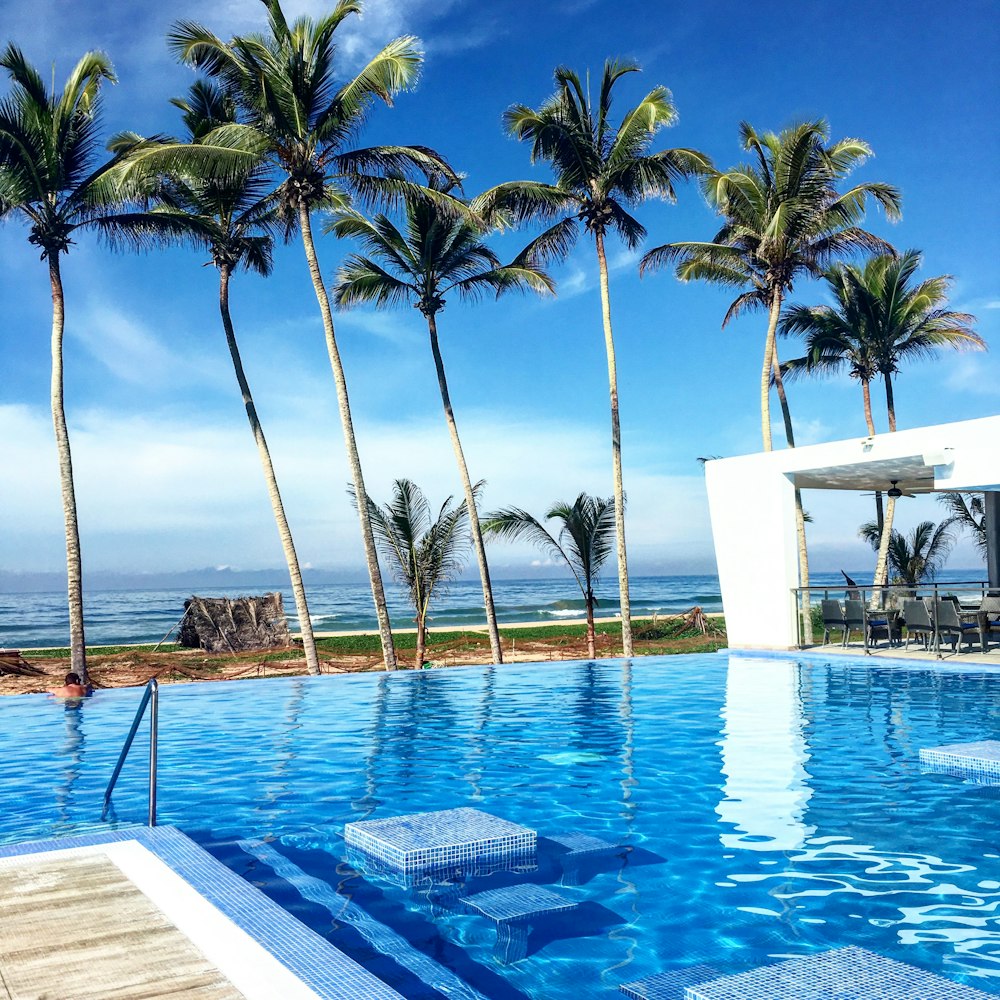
<box><xmin>727</xmin><ymin>646</ymin><xmax>1000</xmax><ymax>673</ymax></box>
<box><xmin>0</xmin><ymin>825</ymin><xmax>403</xmax><ymax>999</ymax></box>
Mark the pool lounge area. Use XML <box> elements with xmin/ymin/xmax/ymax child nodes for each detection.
<box><xmin>1</xmin><ymin>651</ymin><xmax>999</xmax><ymax>997</ymax></box>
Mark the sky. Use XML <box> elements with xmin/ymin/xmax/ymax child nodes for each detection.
<box><xmin>1</xmin><ymin>0</ymin><xmax>998</xmax><ymax>588</ymax></box>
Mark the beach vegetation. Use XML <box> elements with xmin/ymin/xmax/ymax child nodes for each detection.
<box><xmin>474</xmin><ymin>60</ymin><xmax>710</xmax><ymax>658</ymax></box>
<box><xmin>331</xmin><ymin>184</ymin><xmax>555</xmax><ymax>668</ymax></box>
<box><xmin>859</xmin><ymin>518</ymin><xmax>956</xmax><ymax>586</ymax></box>
<box><xmin>937</xmin><ymin>493</ymin><xmax>988</xmax><ymax>559</ymax></box>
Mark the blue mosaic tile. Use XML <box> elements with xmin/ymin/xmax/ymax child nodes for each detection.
<box><xmin>684</xmin><ymin>946</ymin><xmax>993</xmax><ymax>1000</ymax></box>
<box><xmin>462</xmin><ymin>883</ymin><xmax>576</xmax><ymax>923</ymax></box>
<box><xmin>0</xmin><ymin>826</ymin><xmax>404</xmax><ymax>1000</ymax></box>
<box><xmin>920</xmin><ymin>740</ymin><xmax>1000</xmax><ymax>781</ymax></box>
<box><xmin>619</xmin><ymin>966</ymin><xmax>719</xmax><ymax>999</ymax></box>
<box><xmin>344</xmin><ymin>807</ymin><xmax>536</xmax><ymax>875</ymax></box>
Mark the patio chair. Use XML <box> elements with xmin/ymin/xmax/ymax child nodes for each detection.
<box><xmin>978</xmin><ymin>596</ymin><xmax>1000</xmax><ymax>653</ymax></box>
<box><xmin>843</xmin><ymin>600</ymin><xmax>866</xmax><ymax>648</ymax></box>
<box><xmin>866</xmin><ymin>608</ymin><xmax>901</xmax><ymax>648</ymax></box>
<box><xmin>933</xmin><ymin>600</ymin><xmax>978</xmax><ymax>654</ymax></box>
<box><xmin>821</xmin><ymin>600</ymin><xmax>847</xmax><ymax>646</ymax></box>
<box><xmin>903</xmin><ymin>600</ymin><xmax>934</xmax><ymax>651</ymax></box>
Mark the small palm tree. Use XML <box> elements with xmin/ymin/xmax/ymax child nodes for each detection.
<box><xmin>354</xmin><ymin>480</ymin><xmax>472</xmax><ymax>669</ymax></box>
<box><xmin>330</xmin><ymin>189</ymin><xmax>554</xmax><ymax>667</ymax></box>
<box><xmin>937</xmin><ymin>493</ymin><xmax>987</xmax><ymax>559</ymax></box>
<box><xmin>153</xmin><ymin>81</ymin><xmax>321</xmax><ymax>674</ymax></box>
<box><xmin>860</xmin><ymin>519</ymin><xmax>956</xmax><ymax>586</ymax></box>
<box><xmin>482</xmin><ymin>494</ymin><xmax>616</xmax><ymax>659</ymax></box>
<box><xmin>169</xmin><ymin>0</ymin><xmax>459</xmax><ymax>671</ymax></box>
<box><xmin>0</xmin><ymin>46</ymin><xmax>193</xmax><ymax>683</ymax></box>
<box><xmin>474</xmin><ymin>60</ymin><xmax>709</xmax><ymax>657</ymax></box>
<box><xmin>782</xmin><ymin>251</ymin><xmax>984</xmax><ymax>592</ymax></box>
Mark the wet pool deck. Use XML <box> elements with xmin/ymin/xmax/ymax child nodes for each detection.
<box><xmin>0</xmin><ymin>827</ymin><xmax>403</xmax><ymax>1000</ymax></box>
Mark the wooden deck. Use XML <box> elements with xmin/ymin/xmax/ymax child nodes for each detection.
<box><xmin>0</xmin><ymin>853</ymin><xmax>245</xmax><ymax>999</ymax></box>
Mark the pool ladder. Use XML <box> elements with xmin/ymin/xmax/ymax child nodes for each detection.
<box><xmin>102</xmin><ymin>678</ymin><xmax>158</xmax><ymax>826</ymax></box>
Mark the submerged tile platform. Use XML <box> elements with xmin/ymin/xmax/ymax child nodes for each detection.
<box><xmin>920</xmin><ymin>740</ymin><xmax>1000</xmax><ymax>781</ymax></box>
<box><xmin>619</xmin><ymin>966</ymin><xmax>719</xmax><ymax>1000</ymax></box>
<box><xmin>682</xmin><ymin>946</ymin><xmax>994</xmax><ymax>1000</ymax></box>
<box><xmin>344</xmin><ymin>807</ymin><xmax>536</xmax><ymax>875</ymax></box>
<box><xmin>549</xmin><ymin>831</ymin><xmax>621</xmax><ymax>857</ymax></box>
<box><xmin>0</xmin><ymin>826</ymin><xmax>404</xmax><ymax>1000</ymax></box>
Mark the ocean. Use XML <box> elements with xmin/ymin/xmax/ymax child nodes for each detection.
<box><xmin>0</xmin><ymin>570</ymin><xmax>920</xmax><ymax>650</ymax></box>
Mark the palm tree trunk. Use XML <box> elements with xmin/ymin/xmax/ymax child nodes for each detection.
<box><xmin>862</xmin><ymin>381</ymin><xmax>876</xmax><ymax>436</ymax></box>
<box><xmin>759</xmin><ymin>292</ymin><xmax>783</xmax><ymax>452</ymax></box>
<box><xmin>415</xmin><ymin>616</ymin><xmax>426</xmax><ymax>670</ymax></box>
<box><xmin>425</xmin><ymin>313</ymin><xmax>503</xmax><ymax>665</ymax></box>
<box><xmin>218</xmin><ymin>266</ymin><xmax>320</xmax><ymax>676</ymax></box>
<box><xmin>884</xmin><ymin>373</ymin><xmax>897</xmax><ymax>432</ymax></box>
<box><xmin>594</xmin><ymin>230</ymin><xmax>633</xmax><ymax>657</ymax></box>
<box><xmin>770</xmin><ymin>342</ymin><xmax>812</xmax><ymax>643</ymax></box>
<box><xmin>585</xmin><ymin>590</ymin><xmax>597</xmax><ymax>659</ymax></box>
<box><xmin>297</xmin><ymin>203</ymin><xmax>397</xmax><ymax>670</ymax></box>
<box><xmin>49</xmin><ymin>254</ymin><xmax>87</xmax><ymax>683</ymax></box>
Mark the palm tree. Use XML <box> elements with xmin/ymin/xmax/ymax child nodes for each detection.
<box><xmin>154</xmin><ymin>81</ymin><xmax>321</xmax><ymax>674</ymax></box>
<box><xmin>642</xmin><ymin>120</ymin><xmax>901</xmax><ymax>450</ymax></box>
<box><xmin>860</xmin><ymin>519</ymin><xmax>955</xmax><ymax>586</ymax></box>
<box><xmin>482</xmin><ymin>493</ymin><xmax>616</xmax><ymax>659</ymax></box>
<box><xmin>937</xmin><ymin>493</ymin><xmax>987</xmax><ymax>559</ymax></box>
<box><xmin>473</xmin><ymin>60</ymin><xmax>709</xmax><ymax>658</ymax></box>
<box><xmin>642</xmin><ymin>120</ymin><xmax>901</xmax><ymax>637</ymax></box>
<box><xmin>168</xmin><ymin>0</ymin><xmax>459</xmax><ymax>671</ymax></box>
<box><xmin>330</xmin><ymin>190</ymin><xmax>555</xmax><ymax>667</ymax></box>
<box><xmin>0</xmin><ymin>46</ymin><xmax>193</xmax><ymax>683</ymax></box>
<box><xmin>354</xmin><ymin>480</ymin><xmax>472</xmax><ymax>669</ymax></box>
<box><xmin>782</xmin><ymin>251</ymin><xmax>984</xmax><ymax>592</ymax></box>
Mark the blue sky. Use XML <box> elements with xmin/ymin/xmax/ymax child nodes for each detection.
<box><xmin>1</xmin><ymin>0</ymin><xmax>998</xmax><ymax>583</ymax></box>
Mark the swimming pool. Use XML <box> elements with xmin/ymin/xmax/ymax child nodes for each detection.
<box><xmin>2</xmin><ymin>653</ymin><xmax>998</xmax><ymax>997</ymax></box>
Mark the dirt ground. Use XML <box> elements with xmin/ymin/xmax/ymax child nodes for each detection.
<box><xmin>0</xmin><ymin>627</ymin><xmax>725</xmax><ymax>697</ymax></box>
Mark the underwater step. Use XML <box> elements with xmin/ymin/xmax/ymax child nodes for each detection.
<box><xmin>237</xmin><ymin>838</ymin><xmax>490</xmax><ymax>1000</ymax></box>
<box><xmin>619</xmin><ymin>965</ymin><xmax>719</xmax><ymax>1000</ymax></box>
<box><xmin>462</xmin><ymin>884</ymin><xmax>577</xmax><ymax>964</ymax></box>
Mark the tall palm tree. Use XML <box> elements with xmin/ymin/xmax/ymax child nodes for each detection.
<box><xmin>642</xmin><ymin>120</ymin><xmax>901</xmax><ymax>450</ymax></box>
<box><xmin>168</xmin><ymin>0</ymin><xmax>459</xmax><ymax>671</ymax></box>
<box><xmin>354</xmin><ymin>480</ymin><xmax>472</xmax><ymax>670</ymax></box>
<box><xmin>860</xmin><ymin>519</ymin><xmax>955</xmax><ymax>586</ymax></box>
<box><xmin>330</xmin><ymin>190</ymin><xmax>555</xmax><ymax>667</ymax></box>
<box><xmin>781</xmin><ymin>251</ymin><xmax>984</xmax><ymax>591</ymax></box>
<box><xmin>0</xmin><ymin>46</ymin><xmax>193</xmax><ymax>683</ymax></box>
<box><xmin>473</xmin><ymin>60</ymin><xmax>709</xmax><ymax>657</ymax></box>
<box><xmin>154</xmin><ymin>81</ymin><xmax>321</xmax><ymax>674</ymax></box>
<box><xmin>642</xmin><ymin>120</ymin><xmax>901</xmax><ymax>636</ymax></box>
<box><xmin>482</xmin><ymin>493</ymin><xmax>616</xmax><ymax>660</ymax></box>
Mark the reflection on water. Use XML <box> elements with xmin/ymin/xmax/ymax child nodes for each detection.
<box><xmin>717</xmin><ymin>659</ymin><xmax>815</xmax><ymax>851</ymax></box>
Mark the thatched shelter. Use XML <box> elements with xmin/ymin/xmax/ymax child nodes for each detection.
<box><xmin>177</xmin><ymin>593</ymin><xmax>291</xmax><ymax>652</ymax></box>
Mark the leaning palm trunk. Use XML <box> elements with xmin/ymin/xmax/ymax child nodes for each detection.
<box><xmin>759</xmin><ymin>294</ymin><xmax>783</xmax><ymax>451</ymax></box>
<box><xmin>770</xmin><ymin>344</ymin><xmax>813</xmax><ymax>643</ymax></box>
<box><xmin>426</xmin><ymin>314</ymin><xmax>503</xmax><ymax>664</ymax></box>
<box><xmin>585</xmin><ymin>591</ymin><xmax>597</xmax><ymax>659</ymax></box>
<box><xmin>49</xmin><ymin>255</ymin><xmax>87</xmax><ymax>683</ymax></box>
<box><xmin>871</xmin><ymin>374</ymin><xmax>899</xmax><ymax>605</ymax></box>
<box><xmin>297</xmin><ymin>205</ymin><xmax>397</xmax><ymax>670</ymax></box>
<box><xmin>594</xmin><ymin>231</ymin><xmax>633</xmax><ymax>657</ymax></box>
<box><xmin>218</xmin><ymin>267</ymin><xmax>320</xmax><ymax>675</ymax></box>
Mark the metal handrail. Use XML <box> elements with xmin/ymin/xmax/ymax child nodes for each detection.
<box><xmin>102</xmin><ymin>678</ymin><xmax>158</xmax><ymax>825</ymax></box>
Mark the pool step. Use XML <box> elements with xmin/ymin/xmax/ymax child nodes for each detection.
<box><xmin>619</xmin><ymin>965</ymin><xmax>719</xmax><ymax>999</ymax></box>
<box><xmin>462</xmin><ymin>884</ymin><xmax>578</xmax><ymax>963</ymax></box>
<box><xmin>237</xmin><ymin>838</ymin><xmax>490</xmax><ymax>1000</ymax></box>
<box><xmin>920</xmin><ymin>740</ymin><xmax>1000</xmax><ymax>783</ymax></box>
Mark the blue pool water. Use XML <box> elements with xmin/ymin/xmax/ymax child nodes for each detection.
<box><xmin>2</xmin><ymin>653</ymin><xmax>999</xmax><ymax>997</ymax></box>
